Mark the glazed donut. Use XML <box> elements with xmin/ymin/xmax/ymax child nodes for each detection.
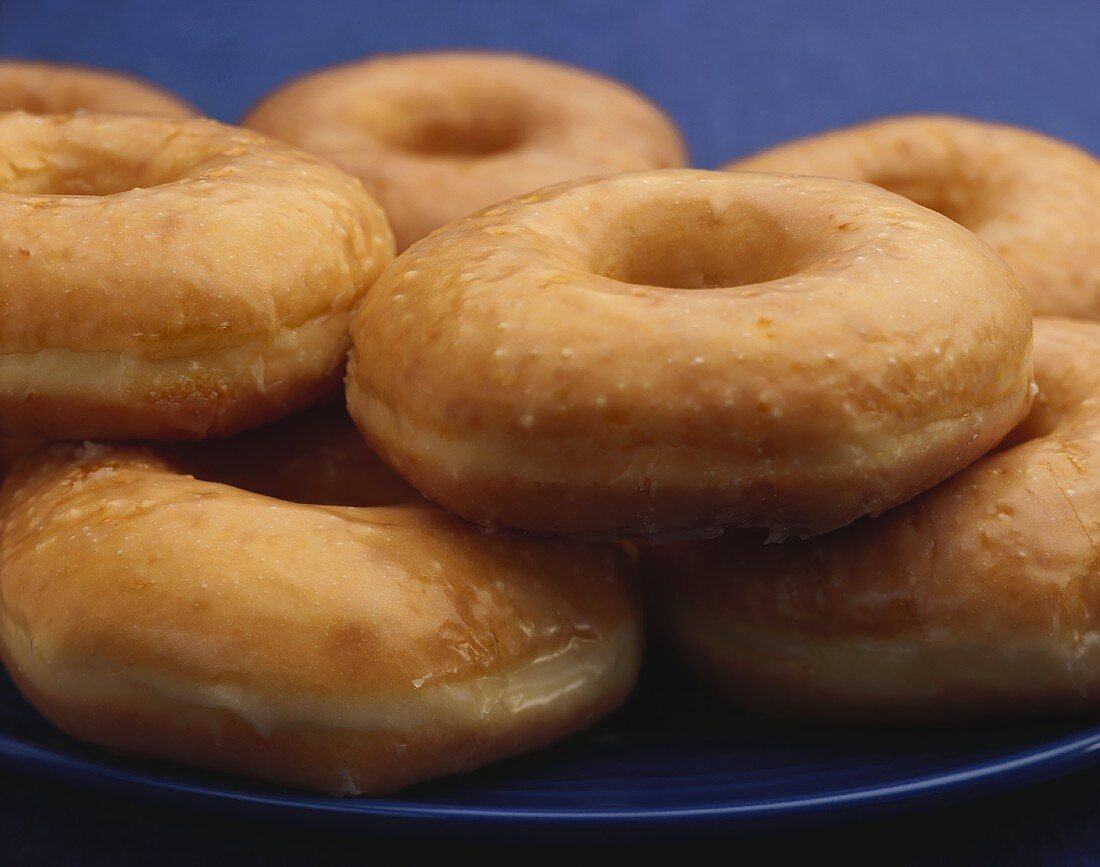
<box><xmin>347</xmin><ymin>169</ymin><xmax>1034</xmax><ymax>538</ymax></box>
<box><xmin>244</xmin><ymin>51</ymin><xmax>686</xmax><ymax>250</ymax></box>
<box><xmin>0</xmin><ymin>112</ymin><xmax>394</xmax><ymax>439</ymax></box>
<box><xmin>725</xmin><ymin>116</ymin><xmax>1100</xmax><ymax>319</ymax></box>
<box><xmin>172</xmin><ymin>401</ymin><xmax>420</xmax><ymax>507</ymax></box>
<box><xmin>646</xmin><ymin>318</ymin><xmax>1100</xmax><ymax>719</ymax></box>
<box><xmin>0</xmin><ymin>60</ymin><xmax>195</xmax><ymax>117</ymax></box>
<box><xmin>0</xmin><ymin>442</ymin><xmax>641</xmax><ymax>795</ymax></box>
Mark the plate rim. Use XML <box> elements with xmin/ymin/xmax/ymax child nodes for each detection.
<box><xmin>3</xmin><ymin>721</ymin><xmax>1100</xmax><ymax>828</ymax></box>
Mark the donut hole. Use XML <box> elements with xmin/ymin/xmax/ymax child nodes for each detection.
<box><xmin>5</xmin><ymin>163</ymin><xmax>166</xmax><ymax>196</ymax></box>
<box><xmin>864</xmin><ymin>170</ymin><xmax>993</xmax><ymax>230</ymax></box>
<box><xmin>593</xmin><ymin>199</ymin><xmax>806</xmax><ymax>289</ymax></box>
<box><xmin>370</xmin><ymin>96</ymin><xmax>531</xmax><ymax>158</ymax></box>
<box><xmin>0</xmin><ymin>140</ymin><xmax>191</xmax><ymax>196</ymax></box>
<box><xmin>0</xmin><ymin>88</ymin><xmax>55</xmax><ymax>114</ymax></box>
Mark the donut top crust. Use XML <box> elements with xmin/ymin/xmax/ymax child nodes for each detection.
<box><xmin>244</xmin><ymin>51</ymin><xmax>687</xmax><ymax>249</ymax></box>
<box><xmin>0</xmin><ymin>60</ymin><xmax>196</xmax><ymax>117</ymax></box>
<box><xmin>728</xmin><ymin>115</ymin><xmax>1100</xmax><ymax>319</ymax></box>
<box><xmin>0</xmin><ymin>112</ymin><xmax>394</xmax><ymax>359</ymax></box>
<box><xmin>0</xmin><ymin>444</ymin><xmax>637</xmax><ymax>709</ymax></box>
<box><xmin>348</xmin><ymin>169</ymin><xmax>1033</xmax><ymax>537</ymax></box>
<box><xmin>652</xmin><ymin>317</ymin><xmax>1100</xmax><ymax>643</ymax></box>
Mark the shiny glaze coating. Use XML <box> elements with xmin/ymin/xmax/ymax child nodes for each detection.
<box><xmin>0</xmin><ymin>112</ymin><xmax>394</xmax><ymax>438</ymax></box>
<box><xmin>0</xmin><ymin>60</ymin><xmax>195</xmax><ymax>117</ymax></box>
<box><xmin>726</xmin><ymin>115</ymin><xmax>1100</xmax><ymax>319</ymax></box>
<box><xmin>0</xmin><ymin>444</ymin><xmax>642</xmax><ymax>794</ymax></box>
<box><xmin>244</xmin><ymin>51</ymin><xmax>686</xmax><ymax>250</ymax></box>
<box><xmin>647</xmin><ymin>319</ymin><xmax>1100</xmax><ymax>718</ymax></box>
<box><xmin>347</xmin><ymin>169</ymin><xmax>1034</xmax><ymax>538</ymax></box>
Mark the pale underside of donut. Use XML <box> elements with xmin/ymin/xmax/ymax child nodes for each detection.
<box><xmin>0</xmin><ymin>313</ymin><xmax>350</xmax><ymax>438</ymax></box>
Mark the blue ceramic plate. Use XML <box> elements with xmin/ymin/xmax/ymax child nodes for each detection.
<box><xmin>3</xmin><ymin>649</ymin><xmax>1100</xmax><ymax>839</ymax></box>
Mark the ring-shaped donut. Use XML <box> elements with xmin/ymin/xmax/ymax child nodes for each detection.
<box><xmin>244</xmin><ymin>51</ymin><xmax>686</xmax><ymax>250</ymax></box>
<box><xmin>0</xmin><ymin>112</ymin><xmax>394</xmax><ymax>439</ymax></box>
<box><xmin>347</xmin><ymin>169</ymin><xmax>1034</xmax><ymax>538</ymax></box>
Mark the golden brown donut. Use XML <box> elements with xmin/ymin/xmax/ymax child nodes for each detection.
<box><xmin>646</xmin><ymin>318</ymin><xmax>1100</xmax><ymax>719</ymax></box>
<box><xmin>347</xmin><ymin>169</ymin><xmax>1034</xmax><ymax>539</ymax></box>
<box><xmin>0</xmin><ymin>112</ymin><xmax>394</xmax><ymax>439</ymax></box>
<box><xmin>171</xmin><ymin>401</ymin><xmax>420</xmax><ymax>507</ymax></box>
<box><xmin>243</xmin><ymin>51</ymin><xmax>686</xmax><ymax>250</ymax></box>
<box><xmin>0</xmin><ymin>60</ymin><xmax>195</xmax><ymax>117</ymax></box>
<box><xmin>725</xmin><ymin>116</ymin><xmax>1100</xmax><ymax>319</ymax></box>
<box><xmin>0</xmin><ymin>442</ymin><xmax>641</xmax><ymax>795</ymax></box>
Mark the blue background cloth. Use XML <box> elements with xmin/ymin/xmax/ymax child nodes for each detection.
<box><xmin>2</xmin><ymin>0</ymin><xmax>1098</xmax><ymax>168</ymax></box>
<box><xmin>2</xmin><ymin>0</ymin><xmax>1100</xmax><ymax>863</ymax></box>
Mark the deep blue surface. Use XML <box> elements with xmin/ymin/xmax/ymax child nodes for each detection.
<box><xmin>3</xmin><ymin>0</ymin><xmax>1100</xmax><ymax>861</ymax></box>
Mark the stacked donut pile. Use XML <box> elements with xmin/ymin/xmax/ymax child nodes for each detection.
<box><xmin>1</xmin><ymin>53</ymin><xmax>1099</xmax><ymax>797</ymax></box>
